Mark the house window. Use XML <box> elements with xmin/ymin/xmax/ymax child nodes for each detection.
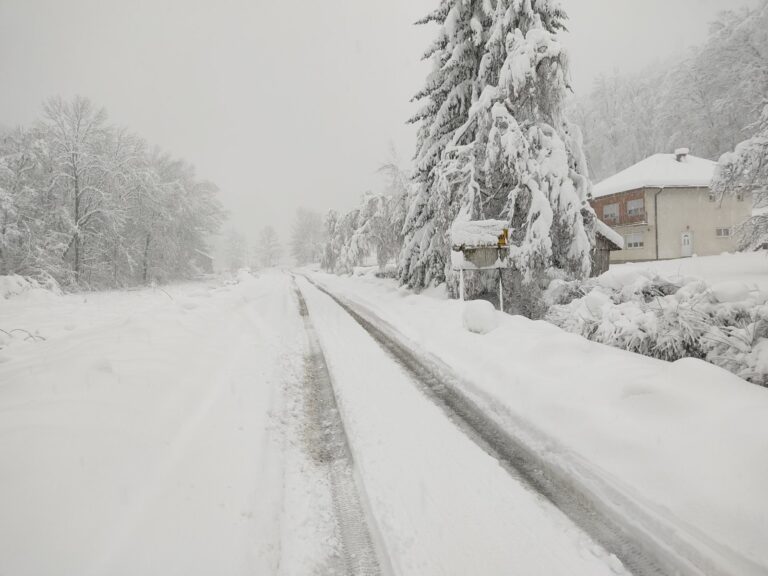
<box><xmin>602</xmin><ymin>203</ymin><xmax>619</xmax><ymax>223</ymax></box>
<box><xmin>626</xmin><ymin>232</ymin><xmax>645</xmax><ymax>249</ymax></box>
<box><xmin>708</xmin><ymin>191</ymin><xmax>717</xmax><ymax>202</ymax></box>
<box><xmin>716</xmin><ymin>227</ymin><xmax>731</xmax><ymax>238</ymax></box>
<box><xmin>627</xmin><ymin>198</ymin><xmax>645</xmax><ymax>218</ymax></box>
<box><xmin>736</xmin><ymin>191</ymin><xmax>745</xmax><ymax>201</ymax></box>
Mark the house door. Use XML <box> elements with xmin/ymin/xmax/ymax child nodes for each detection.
<box><xmin>681</xmin><ymin>232</ymin><xmax>693</xmax><ymax>257</ymax></box>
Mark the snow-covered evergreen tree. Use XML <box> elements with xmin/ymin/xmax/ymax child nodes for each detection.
<box><xmin>403</xmin><ymin>0</ymin><xmax>594</xmax><ymax>314</ymax></box>
<box><xmin>399</xmin><ymin>0</ymin><xmax>489</xmax><ymax>289</ymax></box>
<box><xmin>713</xmin><ymin>102</ymin><xmax>768</xmax><ymax>249</ymax></box>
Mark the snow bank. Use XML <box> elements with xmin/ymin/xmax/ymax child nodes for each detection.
<box><xmin>607</xmin><ymin>251</ymin><xmax>768</xmax><ymax>291</ymax></box>
<box><xmin>462</xmin><ymin>300</ymin><xmax>499</xmax><ymax>334</ymax></box>
<box><xmin>0</xmin><ymin>274</ymin><xmax>61</xmax><ymax>300</ymax></box>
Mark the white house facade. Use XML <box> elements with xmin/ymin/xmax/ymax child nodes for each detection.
<box><xmin>589</xmin><ymin>149</ymin><xmax>751</xmax><ymax>262</ymax></box>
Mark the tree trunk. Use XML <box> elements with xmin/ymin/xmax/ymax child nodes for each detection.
<box><xmin>142</xmin><ymin>233</ymin><xmax>151</xmax><ymax>284</ymax></box>
<box><xmin>72</xmin><ymin>152</ymin><xmax>81</xmax><ymax>281</ymax></box>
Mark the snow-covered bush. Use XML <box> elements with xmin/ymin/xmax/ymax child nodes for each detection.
<box><xmin>546</xmin><ymin>270</ymin><xmax>768</xmax><ymax>386</ymax></box>
<box><xmin>322</xmin><ymin>187</ymin><xmax>407</xmax><ymax>276</ymax></box>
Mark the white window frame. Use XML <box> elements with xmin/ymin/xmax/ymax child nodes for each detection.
<box><xmin>626</xmin><ymin>232</ymin><xmax>645</xmax><ymax>249</ymax></box>
<box><xmin>716</xmin><ymin>227</ymin><xmax>731</xmax><ymax>238</ymax></box>
<box><xmin>627</xmin><ymin>198</ymin><xmax>645</xmax><ymax>218</ymax></box>
<box><xmin>602</xmin><ymin>203</ymin><xmax>619</xmax><ymax>223</ymax></box>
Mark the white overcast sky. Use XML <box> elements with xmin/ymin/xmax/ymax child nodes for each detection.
<box><xmin>0</xmin><ymin>0</ymin><xmax>757</xmax><ymax>246</ymax></box>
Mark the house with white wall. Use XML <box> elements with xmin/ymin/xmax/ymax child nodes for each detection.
<box><xmin>589</xmin><ymin>149</ymin><xmax>751</xmax><ymax>262</ymax></box>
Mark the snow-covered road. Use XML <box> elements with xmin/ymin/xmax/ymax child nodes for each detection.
<box><xmin>2</xmin><ymin>270</ymin><xmax>761</xmax><ymax>575</ymax></box>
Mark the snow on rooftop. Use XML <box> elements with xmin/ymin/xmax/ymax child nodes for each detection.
<box><xmin>592</xmin><ymin>153</ymin><xmax>716</xmax><ymax>198</ymax></box>
<box><xmin>595</xmin><ymin>218</ymin><xmax>624</xmax><ymax>249</ymax></box>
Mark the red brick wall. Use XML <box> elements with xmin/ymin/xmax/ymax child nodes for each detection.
<box><xmin>590</xmin><ymin>189</ymin><xmax>647</xmax><ymax>226</ymax></box>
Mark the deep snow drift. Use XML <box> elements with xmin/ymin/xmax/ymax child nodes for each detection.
<box><xmin>608</xmin><ymin>251</ymin><xmax>768</xmax><ymax>291</ymax></box>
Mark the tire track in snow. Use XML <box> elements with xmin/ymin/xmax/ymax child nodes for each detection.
<box><xmin>292</xmin><ymin>282</ymin><xmax>386</xmax><ymax>576</ymax></box>
<box><xmin>299</xmin><ymin>275</ymin><xmax>755</xmax><ymax>576</ymax></box>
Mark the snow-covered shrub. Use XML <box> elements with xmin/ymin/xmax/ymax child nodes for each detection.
<box><xmin>547</xmin><ymin>271</ymin><xmax>768</xmax><ymax>386</ymax></box>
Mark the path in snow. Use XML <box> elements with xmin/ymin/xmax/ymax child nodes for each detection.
<box><xmin>293</xmin><ymin>281</ymin><xmax>385</xmax><ymax>575</ymax></box>
<box><xmin>2</xmin><ymin>270</ymin><xmax>720</xmax><ymax>575</ymax></box>
<box><xmin>297</xmin><ymin>275</ymin><xmax>627</xmax><ymax>576</ymax></box>
<box><xmin>300</xmin><ymin>274</ymin><xmax>725</xmax><ymax>576</ymax></box>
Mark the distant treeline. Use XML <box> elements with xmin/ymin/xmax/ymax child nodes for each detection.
<box><xmin>0</xmin><ymin>96</ymin><xmax>225</xmax><ymax>289</ymax></box>
<box><xmin>571</xmin><ymin>2</ymin><xmax>768</xmax><ymax>181</ymax></box>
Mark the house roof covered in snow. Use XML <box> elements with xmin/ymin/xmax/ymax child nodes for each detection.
<box><xmin>592</xmin><ymin>152</ymin><xmax>716</xmax><ymax>199</ymax></box>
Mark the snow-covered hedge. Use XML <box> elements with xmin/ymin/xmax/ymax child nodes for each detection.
<box><xmin>546</xmin><ymin>269</ymin><xmax>768</xmax><ymax>386</ymax></box>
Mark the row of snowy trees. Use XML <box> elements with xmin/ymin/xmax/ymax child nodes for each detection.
<box><xmin>325</xmin><ymin>0</ymin><xmax>596</xmax><ymax>317</ymax></box>
<box><xmin>290</xmin><ymin>209</ymin><xmax>325</xmax><ymax>266</ymax></box>
<box><xmin>0</xmin><ymin>96</ymin><xmax>225</xmax><ymax>289</ymax></box>
<box><xmin>322</xmin><ymin>0</ymin><xmax>768</xmax><ymax>319</ymax></box>
<box><xmin>224</xmin><ymin>226</ymin><xmax>283</xmax><ymax>271</ymax></box>
<box><xmin>322</xmin><ymin>152</ymin><xmax>409</xmax><ymax>275</ymax></box>
<box><xmin>571</xmin><ymin>2</ymin><xmax>768</xmax><ymax>182</ymax></box>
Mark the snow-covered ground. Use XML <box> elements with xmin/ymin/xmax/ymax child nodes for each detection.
<box><xmin>3</xmin><ymin>269</ymin><xmax>768</xmax><ymax>575</ymax></box>
<box><xmin>1</xmin><ymin>271</ymin><xmax>638</xmax><ymax>576</ymax></box>
<box><xmin>307</xmin><ymin>269</ymin><xmax>768</xmax><ymax>575</ymax></box>
<box><xmin>297</xmin><ymin>276</ymin><xmax>626</xmax><ymax>576</ymax></box>
<box><xmin>0</xmin><ymin>273</ymin><xmax>340</xmax><ymax>575</ymax></box>
<box><xmin>609</xmin><ymin>250</ymin><xmax>768</xmax><ymax>291</ymax></box>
